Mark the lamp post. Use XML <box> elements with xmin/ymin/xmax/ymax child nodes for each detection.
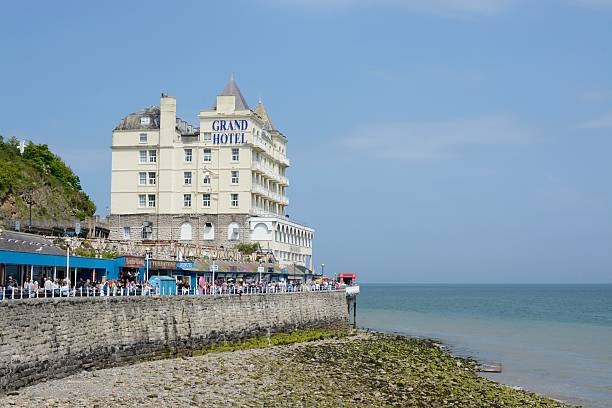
<box><xmin>27</xmin><ymin>188</ymin><xmax>33</xmax><ymax>231</ymax></box>
<box><xmin>211</xmin><ymin>261</ymin><xmax>217</xmax><ymax>294</ymax></box>
<box><xmin>258</xmin><ymin>262</ymin><xmax>263</xmax><ymax>284</ymax></box>
<box><xmin>144</xmin><ymin>248</ymin><xmax>151</xmax><ymax>283</ymax></box>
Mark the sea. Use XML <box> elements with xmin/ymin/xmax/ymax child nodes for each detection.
<box><xmin>358</xmin><ymin>284</ymin><xmax>612</xmax><ymax>408</ymax></box>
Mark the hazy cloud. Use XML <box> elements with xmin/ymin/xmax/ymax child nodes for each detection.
<box><xmin>573</xmin><ymin>0</ymin><xmax>612</xmax><ymax>9</ymax></box>
<box><xmin>581</xmin><ymin>111</ymin><xmax>612</xmax><ymax>129</ymax></box>
<box><xmin>278</xmin><ymin>0</ymin><xmax>515</xmax><ymax>17</ymax></box>
<box><xmin>277</xmin><ymin>0</ymin><xmax>612</xmax><ymax>15</ymax></box>
<box><xmin>578</xmin><ymin>89</ymin><xmax>612</xmax><ymax>103</ymax></box>
<box><xmin>341</xmin><ymin>114</ymin><xmax>533</xmax><ymax>160</ymax></box>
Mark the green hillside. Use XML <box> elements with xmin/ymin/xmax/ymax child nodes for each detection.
<box><xmin>0</xmin><ymin>135</ymin><xmax>95</xmax><ymax>223</ymax></box>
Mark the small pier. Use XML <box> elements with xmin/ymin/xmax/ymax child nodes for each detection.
<box><xmin>346</xmin><ymin>285</ymin><xmax>360</xmax><ymax>328</ymax></box>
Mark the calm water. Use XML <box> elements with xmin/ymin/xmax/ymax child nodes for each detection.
<box><xmin>358</xmin><ymin>284</ymin><xmax>612</xmax><ymax>408</ymax></box>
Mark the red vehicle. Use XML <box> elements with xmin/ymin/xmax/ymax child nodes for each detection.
<box><xmin>337</xmin><ymin>272</ymin><xmax>357</xmax><ymax>285</ymax></box>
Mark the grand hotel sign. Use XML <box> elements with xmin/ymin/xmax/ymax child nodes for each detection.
<box><xmin>210</xmin><ymin>120</ymin><xmax>248</xmax><ymax>145</ymax></box>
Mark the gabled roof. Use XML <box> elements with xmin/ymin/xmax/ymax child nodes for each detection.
<box><xmin>255</xmin><ymin>99</ymin><xmax>276</xmax><ymax>131</ymax></box>
<box><xmin>215</xmin><ymin>77</ymin><xmax>250</xmax><ymax>111</ymax></box>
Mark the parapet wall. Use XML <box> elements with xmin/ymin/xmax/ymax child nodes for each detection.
<box><xmin>0</xmin><ymin>292</ymin><xmax>348</xmax><ymax>393</ymax></box>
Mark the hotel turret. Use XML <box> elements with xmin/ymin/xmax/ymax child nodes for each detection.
<box><xmin>109</xmin><ymin>79</ymin><xmax>313</xmax><ymax>270</ymax></box>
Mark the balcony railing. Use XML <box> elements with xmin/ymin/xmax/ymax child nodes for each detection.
<box><xmin>251</xmin><ymin>135</ymin><xmax>291</xmax><ymax>167</ymax></box>
<box><xmin>251</xmin><ymin>185</ymin><xmax>288</xmax><ymax>205</ymax></box>
<box><xmin>253</xmin><ymin>161</ymin><xmax>286</xmax><ymax>185</ymax></box>
<box><xmin>279</xmin><ymin>156</ymin><xmax>290</xmax><ymax>166</ymax></box>
<box><xmin>251</xmin><ymin>208</ymin><xmax>283</xmax><ymax>218</ymax></box>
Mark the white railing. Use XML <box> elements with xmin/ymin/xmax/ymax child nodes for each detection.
<box><xmin>253</xmin><ymin>161</ymin><xmax>286</xmax><ymax>185</ymax></box>
<box><xmin>251</xmin><ymin>208</ymin><xmax>285</xmax><ymax>218</ymax></box>
<box><xmin>0</xmin><ymin>284</ymin><xmax>346</xmax><ymax>300</ymax></box>
<box><xmin>251</xmin><ymin>184</ymin><xmax>287</xmax><ymax>205</ymax></box>
<box><xmin>252</xmin><ymin>184</ymin><xmax>268</xmax><ymax>195</ymax></box>
<box><xmin>252</xmin><ymin>136</ymin><xmax>268</xmax><ymax>152</ymax></box>
<box><xmin>279</xmin><ymin>156</ymin><xmax>290</xmax><ymax>166</ymax></box>
<box><xmin>278</xmin><ymin>175</ymin><xmax>289</xmax><ymax>186</ymax></box>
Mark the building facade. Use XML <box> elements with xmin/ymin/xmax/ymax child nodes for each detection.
<box><xmin>109</xmin><ymin>79</ymin><xmax>313</xmax><ymax>269</ymax></box>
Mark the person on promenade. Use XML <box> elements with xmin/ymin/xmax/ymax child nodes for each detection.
<box><xmin>143</xmin><ymin>280</ymin><xmax>152</xmax><ymax>296</ymax></box>
<box><xmin>27</xmin><ymin>279</ymin><xmax>38</xmax><ymax>298</ymax></box>
<box><xmin>198</xmin><ymin>276</ymin><xmax>206</xmax><ymax>295</ymax></box>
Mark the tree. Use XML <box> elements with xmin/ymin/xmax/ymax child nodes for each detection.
<box><xmin>236</xmin><ymin>242</ymin><xmax>260</xmax><ymax>255</ymax></box>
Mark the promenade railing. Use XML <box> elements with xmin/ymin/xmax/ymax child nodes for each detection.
<box><xmin>0</xmin><ymin>284</ymin><xmax>345</xmax><ymax>300</ymax></box>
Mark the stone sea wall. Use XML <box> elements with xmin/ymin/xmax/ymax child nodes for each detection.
<box><xmin>0</xmin><ymin>291</ymin><xmax>348</xmax><ymax>394</ymax></box>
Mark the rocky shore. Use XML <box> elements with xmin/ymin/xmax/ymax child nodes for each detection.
<box><xmin>0</xmin><ymin>330</ymin><xmax>573</xmax><ymax>407</ymax></box>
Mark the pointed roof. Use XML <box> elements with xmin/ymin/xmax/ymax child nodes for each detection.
<box><xmin>215</xmin><ymin>76</ymin><xmax>250</xmax><ymax>111</ymax></box>
<box><xmin>255</xmin><ymin>98</ymin><xmax>276</xmax><ymax>131</ymax></box>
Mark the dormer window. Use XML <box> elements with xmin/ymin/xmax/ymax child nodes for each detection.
<box><xmin>140</xmin><ymin>116</ymin><xmax>150</xmax><ymax>126</ymax></box>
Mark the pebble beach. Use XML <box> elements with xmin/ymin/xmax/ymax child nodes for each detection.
<box><xmin>0</xmin><ymin>331</ymin><xmax>573</xmax><ymax>407</ymax></box>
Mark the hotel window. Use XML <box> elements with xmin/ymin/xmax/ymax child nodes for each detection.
<box><xmin>184</xmin><ymin>148</ymin><xmax>193</xmax><ymax>162</ymax></box>
<box><xmin>138</xmin><ymin>194</ymin><xmax>146</xmax><ymax>208</ymax></box>
<box><xmin>123</xmin><ymin>227</ymin><xmax>131</xmax><ymax>240</ymax></box>
<box><xmin>231</xmin><ymin>170</ymin><xmax>239</xmax><ymax>184</ymax></box>
<box><xmin>203</xmin><ymin>222</ymin><xmax>214</xmax><ymax>240</ymax></box>
<box><xmin>231</xmin><ymin>148</ymin><xmax>239</xmax><ymax>161</ymax></box>
<box><xmin>183</xmin><ymin>193</ymin><xmax>192</xmax><ymax>207</ymax></box>
<box><xmin>141</xmin><ymin>227</ymin><xmax>152</xmax><ymax>240</ymax></box>
<box><xmin>147</xmin><ymin>194</ymin><xmax>156</xmax><ymax>208</ymax></box>
<box><xmin>202</xmin><ymin>193</ymin><xmax>211</xmax><ymax>207</ymax></box>
<box><xmin>184</xmin><ymin>171</ymin><xmax>192</xmax><ymax>185</ymax></box>
<box><xmin>203</xmin><ymin>174</ymin><xmax>211</xmax><ymax>184</ymax></box>
<box><xmin>148</xmin><ymin>172</ymin><xmax>156</xmax><ymax>185</ymax></box>
<box><xmin>203</xmin><ymin>132</ymin><xmax>212</xmax><ymax>142</ymax></box>
<box><xmin>139</xmin><ymin>150</ymin><xmax>147</xmax><ymax>164</ymax></box>
<box><xmin>148</xmin><ymin>150</ymin><xmax>157</xmax><ymax>163</ymax></box>
<box><xmin>228</xmin><ymin>222</ymin><xmax>240</xmax><ymax>240</ymax></box>
<box><xmin>203</xmin><ymin>148</ymin><xmax>211</xmax><ymax>162</ymax></box>
<box><xmin>139</xmin><ymin>133</ymin><xmax>147</xmax><ymax>144</ymax></box>
<box><xmin>231</xmin><ymin>193</ymin><xmax>239</xmax><ymax>208</ymax></box>
<box><xmin>140</xmin><ymin>116</ymin><xmax>150</xmax><ymax>126</ymax></box>
<box><xmin>138</xmin><ymin>172</ymin><xmax>146</xmax><ymax>185</ymax></box>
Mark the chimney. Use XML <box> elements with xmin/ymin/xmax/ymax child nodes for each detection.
<box><xmin>160</xmin><ymin>94</ymin><xmax>176</xmax><ymax>146</ymax></box>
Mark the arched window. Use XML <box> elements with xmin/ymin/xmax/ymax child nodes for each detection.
<box><xmin>251</xmin><ymin>222</ymin><xmax>270</xmax><ymax>241</ymax></box>
<box><xmin>203</xmin><ymin>222</ymin><xmax>215</xmax><ymax>240</ymax></box>
<box><xmin>180</xmin><ymin>223</ymin><xmax>192</xmax><ymax>241</ymax></box>
<box><xmin>228</xmin><ymin>222</ymin><xmax>240</xmax><ymax>241</ymax></box>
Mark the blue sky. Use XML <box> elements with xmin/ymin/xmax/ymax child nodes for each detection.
<box><xmin>1</xmin><ymin>0</ymin><xmax>612</xmax><ymax>283</ymax></box>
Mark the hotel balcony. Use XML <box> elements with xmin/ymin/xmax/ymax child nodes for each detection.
<box><xmin>251</xmin><ymin>208</ymin><xmax>282</xmax><ymax>218</ymax></box>
<box><xmin>278</xmin><ymin>175</ymin><xmax>289</xmax><ymax>186</ymax></box>
<box><xmin>251</xmin><ymin>184</ymin><xmax>286</xmax><ymax>203</ymax></box>
<box><xmin>253</xmin><ymin>160</ymin><xmax>271</xmax><ymax>177</ymax></box>
<box><xmin>252</xmin><ymin>184</ymin><xmax>268</xmax><ymax>195</ymax></box>
<box><xmin>279</xmin><ymin>156</ymin><xmax>290</xmax><ymax>167</ymax></box>
<box><xmin>253</xmin><ymin>161</ymin><xmax>286</xmax><ymax>185</ymax></box>
<box><xmin>252</xmin><ymin>136</ymin><xmax>267</xmax><ymax>152</ymax></box>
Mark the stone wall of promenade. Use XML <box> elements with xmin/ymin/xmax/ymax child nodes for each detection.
<box><xmin>0</xmin><ymin>291</ymin><xmax>348</xmax><ymax>394</ymax></box>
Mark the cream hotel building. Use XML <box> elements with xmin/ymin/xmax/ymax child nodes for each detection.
<box><xmin>110</xmin><ymin>78</ymin><xmax>314</xmax><ymax>270</ymax></box>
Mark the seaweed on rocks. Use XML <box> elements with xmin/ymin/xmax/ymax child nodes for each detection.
<box><xmin>0</xmin><ymin>331</ymin><xmax>575</xmax><ymax>407</ymax></box>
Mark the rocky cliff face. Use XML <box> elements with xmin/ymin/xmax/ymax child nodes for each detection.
<box><xmin>0</xmin><ymin>136</ymin><xmax>95</xmax><ymax>225</ymax></box>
